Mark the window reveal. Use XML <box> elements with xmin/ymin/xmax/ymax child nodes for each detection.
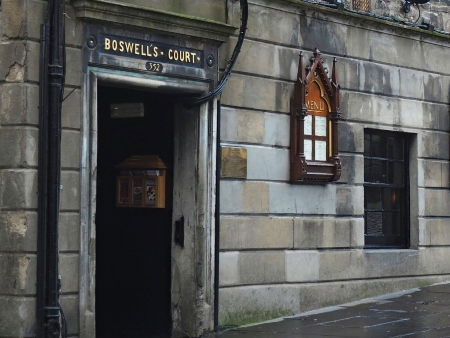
<box><xmin>364</xmin><ymin>130</ymin><xmax>409</xmax><ymax>248</ymax></box>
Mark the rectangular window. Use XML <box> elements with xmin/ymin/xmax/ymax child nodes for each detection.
<box><xmin>364</xmin><ymin>130</ymin><xmax>409</xmax><ymax>248</ymax></box>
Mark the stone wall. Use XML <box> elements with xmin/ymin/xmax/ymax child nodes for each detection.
<box><xmin>2</xmin><ymin>0</ymin><xmax>450</xmax><ymax>335</ymax></box>
<box><xmin>219</xmin><ymin>0</ymin><xmax>450</xmax><ymax>327</ymax></box>
<box><xmin>0</xmin><ymin>0</ymin><xmax>83</xmax><ymax>335</ymax></box>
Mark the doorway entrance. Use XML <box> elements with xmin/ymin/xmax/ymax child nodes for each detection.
<box><xmin>95</xmin><ymin>85</ymin><xmax>174</xmax><ymax>337</ymax></box>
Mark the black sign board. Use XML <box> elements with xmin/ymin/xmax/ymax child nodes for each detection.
<box><xmin>101</xmin><ymin>34</ymin><xmax>203</xmax><ymax>69</ymax></box>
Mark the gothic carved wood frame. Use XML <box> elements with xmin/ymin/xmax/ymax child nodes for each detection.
<box><xmin>290</xmin><ymin>48</ymin><xmax>342</xmax><ymax>183</ymax></box>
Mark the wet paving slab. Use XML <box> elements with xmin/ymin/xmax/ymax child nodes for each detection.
<box><xmin>209</xmin><ymin>282</ymin><xmax>450</xmax><ymax>338</ymax></box>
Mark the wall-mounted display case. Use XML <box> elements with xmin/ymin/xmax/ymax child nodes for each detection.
<box><xmin>290</xmin><ymin>48</ymin><xmax>342</xmax><ymax>183</ymax></box>
<box><xmin>116</xmin><ymin>155</ymin><xmax>167</xmax><ymax>208</ymax></box>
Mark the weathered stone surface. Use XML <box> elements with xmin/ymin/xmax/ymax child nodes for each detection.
<box><xmin>297</xmin><ymin>275</ymin><xmax>450</xmax><ymax>313</ymax></box>
<box><xmin>418</xmin><ymin>131</ymin><xmax>449</xmax><ymax>159</ymax></box>
<box><xmin>337</xmin><ymin>154</ymin><xmax>364</xmax><ymax>185</ymax></box>
<box><xmin>299</xmin><ymin>12</ymin><xmax>349</xmax><ymax>56</ymax></box>
<box><xmin>419</xmin><ymin>188</ymin><xmax>450</xmax><ymax>217</ymax></box>
<box><xmin>350</xmin><ymin>218</ymin><xmax>365</xmax><ymax>248</ymax></box>
<box><xmin>220</xmin><ymin>180</ymin><xmax>244</xmax><ymax>213</ymax></box>
<box><xmin>338</xmin><ymin>122</ymin><xmax>363</xmax><ymax>153</ymax></box>
<box><xmin>0</xmin><ymin>169</ymin><xmax>38</xmax><ymax>209</ymax></box>
<box><xmin>236</xmin><ymin>111</ymin><xmax>264</xmax><ymax>144</ymax></box>
<box><xmin>221</xmin><ymin>74</ymin><xmax>291</xmax><ymax>113</ymax></box>
<box><xmin>24</xmin><ymin>41</ymin><xmax>40</xmax><ymax>83</ymax></box>
<box><xmin>228</xmin><ymin>1</ymin><xmax>301</xmax><ymax>46</ymax></box>
<box><xmin>0</xmin><ymin>127</ymin><xmax>38</xmax><ymax>167</ymax></box>
<box><xmin>0</xmin><ymin>254</ymin><xmax>36</xmax><ymax>295</ymax></box>
<box><xmin>221</xmin><ymin>107</ymin><xmax>264</xmax><ymax>144</ymax></box>
<box><xmin>0</xmin><ymin>84</ymin><xmax>39</xmax><ymax>126</ymax></box>
<box><xmin>223</xmin><ymin>36</ymin><xmax>299</xmax><ymax>81</ymax></box>
<box><xmin>59</xmin><ymin>254</ymin><xmax>79</xmax><ymax>293</ymax></box>
<box><xmin>221</xmin><ymin>108</ymin><xmax>290</xmax><ymax>147</ymax></box>
<box><xmin>62</xmin><ymin>88</ymin><xmax>81</xmax><ymax>129</ymax></box>
<box><xmin>264</xmin><ymin>113</ymin><xmax>290</xmax><ymax>147</ymax></box>
<box><xmin>0</xmin><ymin>212</ymin><xmax>37</xmax><ymax>252</ymax></box>
<box><xmin>0</xmin><ymin>42</ymin><xmax>26</xmax><ymax>82</ymax></box>
<box><xmin>219</xmin><ymin>274</ymin><xmax>450</xmax><ymax>326</ymax></box>
<box><xmin>121</xmin><ymin>0</ymin><xmax>226</xmax><ymax>22</ymax></box>
<box><xmin>336</xmin><ymin>186</ymin><xmax>364</xmax><ymax>216</ymax></box>
<box><xmin>64</xmin><ymin>47</ymin><xmax>83</xmax><ymax>87</ymax></box>
<box><xmin>239</xmin><ymin>251</ymin><xmax>285</xmax><ymax>284</ymax></box>
<box><xmin>219</xmin><ymin>284</ymin><xmax>301</xmax><ymax>326</ymax></box>
<box><xmin>61</xmin><ymin>130</ymin><xmax>81</xmax><ymax>169</ymax></box>
<box><xmin>219</xmin><ymin>251</ymin><xmax>239</xmax><ymax>286</ymax></box>
<box><xmin>418</xmin><ymin>159</ymin><xmax>449</xmax><ymax>188</ymax></box>
<box><xmin>60</xmin><ymin>295</ymin><xmax>79</xmax><ymax>335</ymax></box>
<box><xmin>285</xmin><ymin>250</ymin><xmax>319</xmax><ymax>282</ymax></box>
<box><xmin>59</xmin><ymin>213</ymin><xmax>80</xmax><ymax>252</ymax></box>
<box><xmin>220</xmin><ymin>217</ymin><xmax>293</xmax><ymax>250</ymax></box>
<box><xmin>419</xmin><ymin>218</ymin><xmax>450</xmax><ymax>246</ymax></box>
<box><xmin>339</xmin><ymin>57</ymin><xmax>450</xmax><ymax>104</ymax></box>
<box><xmin>247</xmin><ymin>146</ymin><xmax>289</xmax><ymax>181</ymax></box>
<box><xmin>243</xmin><ymin>181</ymin><xmax>269</xmax><ymax>213</ymax></box>
<box><xmin>60</xmin><ymin>171</ymin><xmax>80</xmax><ymax>211</ymax></box>
<box><xmin>64</xmin><ymin>4</ymin><xmax>85</xmax><ymax>47</ymax></box>
<box><xmin>269</xmin><ymin>183</ymin><xmax>336</xmax><ymax>215</ymax></box>
<box><xmin>293</xmin><ymin>218</ymin><xmax>358</xmax><ymax>249</ymax></box>
<box><xmin>1</xmin><ymin>0</ymin><xmax>27</xmax><ymax>38</ymax></box>
<box><xmin>0</xmin><ymin>296</ymin><xmax>35</xmax><ymax>337</ymax></box>
<box><xmin>418</xmin><ymin>247</ymin><xmax>450</xmax><ymax>274</ymax></box>
<box><xmin>26</xmin><ymin>0</ymin><xmax>46</xmax><ymax>40</ymax></box>
<box><xmin>341</xmin><ymin>91</ymin><xmax>449</xmax><ymax>131</ymax></box>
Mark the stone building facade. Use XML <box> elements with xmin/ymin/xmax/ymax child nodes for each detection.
<box><xmin>1</xmin><ymin>0</ymin><xmax>450</xmax><ymax>337</ymax></box>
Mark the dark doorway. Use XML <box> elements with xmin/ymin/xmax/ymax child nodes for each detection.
<box><xmin>95</xmin><ymin>85</ymin><xmax>174</xmax><ymax>337</ymax></box>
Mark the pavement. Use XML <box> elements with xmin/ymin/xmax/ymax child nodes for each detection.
<box><xmin>210</xmin><ymin>282</ymin><xmax>450</xmax><ymax>337</ymax></box>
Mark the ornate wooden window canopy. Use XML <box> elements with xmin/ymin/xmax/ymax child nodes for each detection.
<box><xmin>290</xmin><ymin>48</ymin><xmax>342</xmax><ymax>183</ymax></box>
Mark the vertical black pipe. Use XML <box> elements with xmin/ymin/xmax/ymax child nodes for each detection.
<box><xmin>36</xmin><ymin>22</ymin><xmax>50</xmax><ymax>338</ymax></box>
<box><xmin>36</xmin><ymin>0</ymin><xmax>65</xmax><ymax>336</ymax></box>
<box><xmin>214</xmin><ymin>101</ymin><xmax>221</xmax><ymax>331</ymax></box>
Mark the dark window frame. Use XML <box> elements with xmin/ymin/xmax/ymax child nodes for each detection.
<box><xmin>364</xmin><ymin>129</ymin><xmax>410</xmax><ymax>248</ymax></box>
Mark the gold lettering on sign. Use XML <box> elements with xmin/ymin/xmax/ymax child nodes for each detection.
<box><xmin>305</xmin><ymin>100</ymin><xmax>325</xmax><ymax>111</ymax></box>
<box><xmin>103</xmin><ymin>37</ymin><xmax>200</xmax><ymax>65</ymax></box>
<box><xmin>168</xmin><ymin>49</ymin><xmax>197</xmax><ymax>64</ymax></box>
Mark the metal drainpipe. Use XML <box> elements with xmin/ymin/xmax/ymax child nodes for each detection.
<box><xmin>36</xmin><ymin>0</ymin><xmax>65</xmax><ymax>336</ymax></box>
<box><xmin>214</xmin><ymin>101</ymin><xmax>221</xmax><ymax>331</ymax></box>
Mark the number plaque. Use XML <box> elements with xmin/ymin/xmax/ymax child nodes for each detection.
<box><xmin>145</xmin><ymin>62</ymin><xmax>163</xmax><ymax>73</ymax></box>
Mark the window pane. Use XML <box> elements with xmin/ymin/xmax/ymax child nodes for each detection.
<box><xmin>388</xmin><ymin>162</ymin><xmax>404</xmax><ymax>186</ymax></box>
<box><xmin>371</xmin><ymin>134</ymin><xmax>387</xmax><ymax>158</ymax></box>
<box><xmin>387</xmin><ymin>137</ymin><xmax>394</xmax><ymax>158</ymax></box>
<box><xmin>365</xmin><ymin>187</ymin><xmax>382</xmax><ymax>211</ymax></box>
<box><xmin>365</xmin><ymin>211</ymin><xmax>401</xmax><ymax>237</ymax></box>
<box><xmin>382</xmin><ymin>212</ymin><xmax>401</xmax><ymax>236</ymax></box>
<box><xmin>365</xmin><ymin>211</ymin><xmax>383</xmax><ymax>236</ymax></box>
<box><xmin>364</xmin><ymin>133</ymin><xmax>371</xmax><ymax>156</ymax></box>
<box><xmin>366</xmin><ymin>159</ymin><xmax>388</xmax><ymax>183</ymax></box>
<box><xmin>382</xmin><ymin>188</ymin><xmax>401</xmax><ymax>211</ymax></box>
<box><xmin>388</xmin><ymin>137</ymin><xmax>404</xmax><ymax>160</ymax></box>
<box><xmin>364</xmin><ymin>159</ymin><xmax>371</xmax><ymax>182</ymax></box>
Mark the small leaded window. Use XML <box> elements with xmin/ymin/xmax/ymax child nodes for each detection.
<box><xmin>364</xmin><ymin>130</ymin><xmax>409</xmax><ymax>248</ymax></box>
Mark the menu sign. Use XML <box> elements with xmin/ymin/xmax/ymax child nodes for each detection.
<box><xmin>304</xmin><ymin>80</ymin><xmax>330</xmax><ymax>162</ymax></box>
